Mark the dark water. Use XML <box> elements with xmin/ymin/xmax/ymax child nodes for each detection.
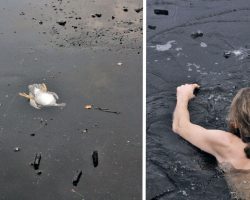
<box><xmin>147</xmin><ymin>0</ymin><xmax>250</xmax><ymax>199</ymax></box>
<box><xmin>0</xmin><ymin>0</ymin><xmax>142</xmax><ymax>199</ymax></box>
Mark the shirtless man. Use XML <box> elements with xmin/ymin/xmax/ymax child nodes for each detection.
<box><xmin>172</xmin><ymin>84</ymin><xmax>250</xmax><ymax>170</ymax></box>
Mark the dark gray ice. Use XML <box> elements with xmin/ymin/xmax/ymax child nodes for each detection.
<box><xmin>147</xmin><ymin>0</ymin><xmax>250</xmax><ymax>199</ymax></box>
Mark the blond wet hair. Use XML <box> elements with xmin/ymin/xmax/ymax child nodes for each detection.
<box><xmin>228</xmin><ymin>87</ymin><xmax>250</xmax><ymax>158</ymax></box>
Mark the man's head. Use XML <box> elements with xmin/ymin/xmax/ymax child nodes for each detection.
<box><xmin>228</xmin><ymin>87</ymin><xmax>250</xmax><ymax>140</ymax></box>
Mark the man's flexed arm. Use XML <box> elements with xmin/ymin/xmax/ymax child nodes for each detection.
<box><xmin>172</xmin><ymin>84</ymin><xmax>232</xmax><ymax>162</ymax></box>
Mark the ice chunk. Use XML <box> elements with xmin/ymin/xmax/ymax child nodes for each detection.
<box><xmin>200</xmin><ymin>42</ymin><xmax>207</xmax><ymax>48</ymax></box>
<box><xmin>156</xmin><ymin>40</ymin><xmax>176</xmax><ymax>51</ymax></box>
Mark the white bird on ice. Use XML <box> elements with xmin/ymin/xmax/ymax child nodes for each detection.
<box><xmin>19</xmin><ymin>83</ymin><xmax>66</xmax><ymax>109</ymax></box>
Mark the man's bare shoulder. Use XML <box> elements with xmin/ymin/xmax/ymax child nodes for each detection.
<box><xmin>213</xmin><ymin>130</ymin><xmax>246</xmax><ymax>162</ymax></box>
<box><xmin>206</xmin><ymin>129</ymin><xmax>238</xmax><ymax>145</ymax></box>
